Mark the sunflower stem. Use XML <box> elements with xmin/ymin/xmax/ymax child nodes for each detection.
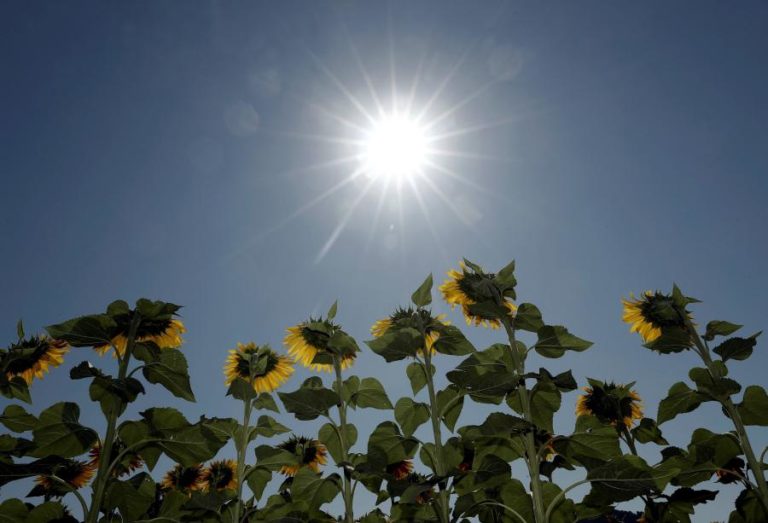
<box><xmin>686</xmin><ymin>319</ymin><xmax>768</xmax><ymax>516</ymax></box>
<box><xmin>233</xmin><ymin>389</ymin><xmax>253</xmax><ymax>523</ymax></box>
<box><xmin>333</xmin><ymin>357</ymin><xmax>354</xmax><ymax>523</ymax></box>
<box><xmin>85</xmin><ymin>314</ymin><xmax>140</xmax><ymax>523</ymax></box>
<box><xmin>502</xmin><ymin>319</ymin><xmax>546</xmax><ymax>523</ymax></box>
<box><xmin>423</xmin><ymin>349</ymin><xmax>450</xmax><ymax>523</ymax></box>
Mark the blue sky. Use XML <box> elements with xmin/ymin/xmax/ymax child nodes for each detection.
<box><xmin>2</xmin><ymin>2</ymin><xmax>768</xmax><ymax>520</ymax></box>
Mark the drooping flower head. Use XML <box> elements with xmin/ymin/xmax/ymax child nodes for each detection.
<box><xmin>93</xmin><ymin>300</ymin><xmax>185</xmax><ymax>357</ymax></box>
<box><xmin>202</xmin><ymin>459</ymin><xmax>238</xmax><ymax>491</ymax></box>
<box><xmin>277</xmin><ymin>435</ymin><xmax>328</xmax><ymax>476</ymax></box>
<box><xmin>284</xmin><ymin>317</ymin><xmax>357</xmax><ymax>372</ymax></box>
<box><xmin>386</xmin><ymin>459</ymin><xmax>414</xmax><ymax>480</ymax></box>
<box><xmin>622</xmin><ymin>290</ymin><xmax>692</xmax><ymax>344</ymax></box>
<box><xmin>224</xmin><ymin>342</ymin><xmax>294</xmax><ymax>393</ymax></box>
<box><xmin>88</xmin><ymin>440</ymin><xmax>143</xmax><ymax>477</ymax></box>
<box><xmin>576</xmin><ymin>380</ymin><xmax>644</xmax><ymax>430</ymax></box>
<box><xmin>3</xmin><ymin>335</ymin><xmax>69</xmax><ymax>385</ymax></box>
<box><xmin>160</xmin><ymin>463</ymin><xmax>205</xmax><ymax>493</ymax></box>
<box><xmin>440</xmin><ymin>260</ymin><xmax>517</xmax><ymax>329</ymax></box>
<box><xmin>29</xmin><ymin>459</ymin><xmax>96</xmax><ymax>497</ymax></box>
<box><xmin>371</xmin><ymin>308</ymin><xmax>449</xmax><ymax>357</ymax></box>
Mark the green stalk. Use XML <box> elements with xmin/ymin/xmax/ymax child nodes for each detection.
<box><xmin>333</xmin><ymin>357</ymin><xmax>354</xmax><ymax>523</ymax></box>
<box><xmin>422</xmin><ymin>349</ymin><xmax>450</xmax><ymax>523</ymax></box>
<box><xmin>502</xmin><ymin>319</ymin><xmax>546</xmax><ymax>523</ymax></box>
<box><xmin>86</xmin><ymin>315</ymin><xmax>140</xmax><ymax>523</ymax></box>
<box><xmin>686</xmin><ymin>319</ymin><xmax>768</xmax><ymax>515</ymax></box>
<box><xmin>233</xmin><ymin>389</ymin><xmax>254</xmax><ymax>523</ymax></box>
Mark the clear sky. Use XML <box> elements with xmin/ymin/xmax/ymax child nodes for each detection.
<box><xmin>2</xmin><ymin>2</ymin><xmax>768</xmax><ymax>520</ymax></box>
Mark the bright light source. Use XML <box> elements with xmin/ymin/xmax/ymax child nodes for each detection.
<box><xmin>360</xmin><ymin>113</ymin><xmax>428</xmax><ymax>180</ymax></box>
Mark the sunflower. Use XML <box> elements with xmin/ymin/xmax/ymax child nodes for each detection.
<box><xmin>202</xmin><ymin>459</ymin><xmax>238</xmax><ymax>491</ymax></box>
<box><xmin>284</xmin><ymin>320</ymin><xmax>356</xmax><ymax>372</ymax></box>
<box><xmin>88</xmin><ymin>441</ymin><xmax>143</xmax><ymax>477</ymax></box>
<box><xmin>576</xmin><ymin>381</ymin><xmax>644</xmax><ymax>430</ymax></box>
<box><xmin>622</xmin><ymin>291</ymin><xmax>691</xmax><ymax>343</ymax></box>
<box><xmin>4</xmin><ymin>336</ymin><xmax>69</xmax><ymax>385</ymax></box>
<box><xmin>715</xmin><ymin>457</ymin><xmax>745</xmax><ymax>484</ymax></box>
<box><xmin>440</xmin><ymin>262</ymin><xmax>516</xmax><ymax>329</ymax></box>
<box><xmin>30</xmin><ymin>459</ymin><xmax>96</xmax><ymax>497</ymax></box>
<box><xmin>160</xmin><ymin>463</ymin><xmax>205</xmax><ymax>493</ymax></box>
<box><xmin>94</xmin><ymin>318</ymin><xmax>186</xmax><ymax>357</ymax></box>
<box><xmin>402</xmin><ymin>473</ymin><xmax>435</xmax><ymax>505</ymax></box>
<box><xmin>277</xmin><ymin>435</ymin><xmax>328</xmax><ymax>476</ymax></box>
<box><xmin>370</xmin><ymin>308</ymin><xmax>449</xmax><ymax>357</ymax></box>
<box><xmin>386</xmin><ymin>460</ymin><xmax>414</xmax><ymax>480</ymax></box>
<box><xmin>224</xmin><ymin>342</ymin><xmax>294</xmax><ymax>393</ymax></box>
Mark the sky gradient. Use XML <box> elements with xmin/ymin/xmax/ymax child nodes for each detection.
<box><xmin>2</xmin><ymin>2</ymin><xmax>768</xmax><ymax>520</ymax></box>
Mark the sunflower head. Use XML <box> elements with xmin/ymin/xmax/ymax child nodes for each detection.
<box><xmin>439</xmin><ymin>260</ymin><xmax>517</xmax><ymax>329</ymax></box>
<box><xmin>88</xmin><ymin>440</ymin><xmax>143</xmax><ymax>477</ymax></box>
<box><xmin>371</xmin><ymin>307</ymin><xmax>450</xmax><ymax>357</ymax></box>
<box><xmin>160</xmin><ymin>463</ymin><xmax>205</xmax><ymax>493</ymax></box>
<box><xmin>3</xmin><ymin>335</ymin><xmax>69</xmax><ymax>386</ymax></box>
<box><xmin>622</xmin><ymin>288</ymin><xmax>693</xmax><ymax>349</ymax></box>
<box><xmin>29</xmin><ymin>459</ymin><xmax>96</xmax><ymax>497</ymax></box>
<box><xmin>715</xmin><ymin>457</ymin><xmax>745</xmax><ymax>484</ymax></box>
<box><xmin>224</xmin><ymin>342</ymin><xmax>294</xmax><ymax>393</ymax></box>
<box><xmin>386</xmin><ymin>459</ymin><xmax>414</xmax><ymax>480</ymax></box>
<box><xmin>277</xmin><ymin>435</ymin><xmax>328</xmax><ymax>476</ymax></box>
<box><xmin>284</xmin><ymin>317</ymin><xmax>357</xmax><ymax>372</ymax></box>
<box><xmin>92</xmin><ymin>300</ymin><xmax>185</xmax><ymax>357</ymax></box>
<box><xmin>202</xmin><ymin>459</ymin><xmax>238</xmax><ymax>491</ymax></box>
<box><xmin>576</xmin><ymin>379</ymin><xmax>644</xmax><ymax>430</ymax></box>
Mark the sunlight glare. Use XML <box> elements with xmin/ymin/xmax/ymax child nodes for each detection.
<box><xmin>360</xmin><ymin>113</ymin><xmax>428</xmax><ymax>181</ymax></box>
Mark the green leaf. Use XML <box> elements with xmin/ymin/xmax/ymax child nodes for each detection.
<box><xmin>253</xmin><ymin>393</ymin><xmax>280</xmax><ymax>412</ymax></box>
<box><xmin>478</xmin><ymin>412</ymin><xmax>534</xmax><ymax>436</ymax></box>
<box><xmin>16</xmin><ymin>320</ymin><xmax>24</xmax><ymax>340</ymax></box>
<box><xmin>534</xmin><ymin>325</ymin><xmax>592</xmax><ymax>358</ymax></box>
<box><xmin>713</xmin><ymin>332</ymin><xmax>761</xmax><ymax>362</ymax></box>
<box><xmin>291</xmin><ymin>468</ymin><xmax>341</xmax><ymax>508</ymax></box>
<box><xmin>495</xmin><ymin>259</ymin><xmax>517</xmax><ymax>297</ymax></box>
<box><xmin>508</xmin><ymin>381</ymin><xmax>560</xmax><ymax>433</ymax></box>
<box><xmin>318</xmin><ymin>422</ymin><xmax>358</xmax><ymax>463</ymax></box>
<box><xmin>689</xmin><ymin>365</ymin><xmax>741</xmax><ymax>398</ymax></box>
<box><xmin>45</xmin><ymin>314</ymin><xmax>116</xmax><ymax>347</ymax></box>
<box><xmin>0</xmin><ymin>377</ymin><xmax>31</xmax><ymax>404</ymax></box>
<box><xmin>141</xmin><ymin>347</ymin><xmax>195</xmax><ymax>401</ymax></box>
<box><xmin>582</xmin><ymin>455</ymin><xmax>657</xmax><ymax>506</ymax></box>
<box><xmin>447</xmin><ymin>344</ymin><xmax>518</xmax><ymax>404</ymax></box>
<box><xmin>704</xmin><ymin>320</ymin><xmax>743</xmax><ymax>341</ymax></box>
<box><xmin>657</xmin><ymin>382</ymin><xmax>707</xmax><ymax>425</ymax></box>
<box><xmin>553</xmin><ymin>417</ymin><xmax>621</xmax><ymax>469</ymax></box>
<box><xmin>226</xmin><ymin>377</ymin><xmax>257</xmax><ymax>403</ymax></box>
<box><xmin>437</xmin><ymin>384</ymin><xmax>464</xmax><ymax>431</ymax></box>
<box><xmin>245</xmin><ymin>466</ymin><xmax>271</xmax><ymax>500</ymax></box>
<box><xmin>515</xmin><ymin>303</ymin><xmax>544</xmax><ymax>332</ymax></box>
<box><xmin>351</xmin><ymin>377</ymin><xmax>392</xmax><ymax>410</ymax></box>
<box><xmin>103</xmin><ymin>473</ymin><xmax>156</xmax><ymax>521</ymax></box>
<box><xmin>631</xmin><ymin>418</ymin><xmax>669</xmax><ymax>445</ymax></box>
<box><xmin>254</xmin><ymin>445</ymin><xmax>298</xmax><ymax>471</ymax></box>
<box><xmin>90</xmin><ymin>375</ymin><xmax>145</xmax><ymax>417</ymax></box>
<box><xmin>366</xmin><ymin>421</ymin><xmax>419</xmax><ymax>469</ymax></box>
<box><xmin>737</xmin><ymin>385</ymin><xmax>768</xmax><ymax>426</ymax></box>
<box><xmin>30</xmin><ymin>402</ymin><xmax>97</xmax><ymax>458</ymax></box>
<box><xmin>431</xmin><ymin>324</ymin><xmax>475</xmax><ymax>356</ymax></box>
<box><xmin>278</xmin><ymin>386</ymin><xmax>339</xmax><ymax>421</ymax></box>
<box><xmin>326</xmin><ymin>300</ymin><xmax>338</xmax><ymax>320</ymax></box>
<box><xmin>366</xmin><ymin>326</ymin><xmax>423</xmax><ymax>362</ymax></box>
<box><xmin>0</xmin><ymin>405</ymin><xmax>37</xmax><ymax>433</ymax></box>
<box><xmin>394</xmin><ymin>398</ymin><xmax>430</xmax><ymax>437</ymax></box>
<box><xmin>26</xmin><ymin>501</ymin><xmax>71</xmax><ymax>523</ymax></box>
<box><xmin>411</xmin><ymin>273</ymin><xmax>433</xmax><ymax>307</ymax></box>
<box><xmin>406</xmin><ymin>362</ymin><xmax>433</xmax><ymax>395</ymax></box>
<box><xmin>0</xmin><ymin>498</ymin><xmax>28</xmax><ymax>521</ymax></box>
<box><xmin>252</xmin><ymin>415</ymin><xmax>290</xmax><ymax>438</ymax></box>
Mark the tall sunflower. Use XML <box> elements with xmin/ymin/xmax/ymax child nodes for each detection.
<box><xmin>4</xmin><ymin>336</ymin><xmax>69</xmax><ymax>385</ymax></box>
<box><xmin>440</xmin><ymin>261</ymin><xmax>516</xmax><ymax>329</ymax></box>
<box><xmin>622</xmin><ymin>291</ymin><xmax>690</xmax><ymax>343</ymax></box>
<box><xmin>284</xmin><ymin>319</ymin><xmax>356</xmax><ymax>372</ymax></box>
<box><xmin>30</xmin><ymin>459</ymin><xmax>96</xmax><ymax>497</ymax></box>
<box><xmin>370</xmin><ymin>308</ymin><xmax>449</xmax><ymax>357</ymax></box>
<box><xmin>223</xmin><ymin>342</ymin><xmax>294</xmax><ymax>393</ymax></box>
<box><xmin>575</xmin><ymin>380</ymin><xmax>644</xmax><ymax>430</ymax></box>
<box><xmin>160</xmin><ymin>463</ymin><xmax>205</xmax><ymax>493</ymax></box>
<box><xmin>277</xmin><ymin>435</ymin><xmax>328</xmax><ymax>476</ymax></box>
<box><xmin>94</xmin><ymin>318</ymin><xmax>186</xmax><ymax>357</ymax></box>
<box><xmin>202</xmin><ymin>459</ymin><xmax>238</xmax><ymax>491</ymax></box>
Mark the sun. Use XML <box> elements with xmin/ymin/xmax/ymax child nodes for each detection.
<box><xmin>359</xmin><ymin>112</ymin><xmax>429</xmax><ymax>181</ymax></box>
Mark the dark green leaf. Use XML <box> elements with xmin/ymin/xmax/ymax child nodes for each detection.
<box><xmin>534</xmin><ymin>325</ymin><xmax>592</xmax><ymax>358</ymax></box>
<box><xmin>515</xmin><ymin>303</ymin><xmax>544</xmax><ymax>332</ymax></box>
<box><xmin>406</xmin><ymin>362</ymin><xmax>433</xmax><ymax>395</ymax></box>
<box><xmin>704</xmin><ymin>320</ymin><xmax>743</xmax><ymax>341</ymax></box>
<box><xmin>657</xmin><ymin>382</ymin><xmax>706</xmax><ymax>425</ymax></box>
<box><xmin>366</xmin><ymin>421</ymin><xmax>419</xmax><ymax>469</ymax></box>
<box><xmin>366</xmin><ymin>327</ymin><xmax>423</xmax><ymax>362</ymax></box>
<box><xmin>326</xmin><ymin>300</ymin><xmax>338</xmax><ymax>320</ymax></box>
<box><xmin>351</xmin><ymin>377</ymin><xmax>392</xmax><ymax>410</ymax></box>
<box><xmin>252</xmin><ymin>415</ymin><xmax>290</xmax><ymax>438</ymax></box>
<box><xmin>738</xmin><ymin>385</ymin><xmax>768</xmax><ymax>426</ymax></box>
<box><xmin>30</xmin><ymin>402</ymin><xmax>97</xmax><ymax>458</ymax></box>
<box><xmin>411</xmin><ymin>274</ymin><xmax>433</xmax><ymax>307</ymax></box>
<box><xmin>141</xmin><ymin>348</ymin><xmax>195</xmax><ymax>401</ymax></box>
<box><xmin>278</xmin><ymin>386</ymin><xmax>339</xmax><ymax>421</ymax></box>
<box><xmin>0</xmin><ymin>405</ymin><xmax>37</xmax><ymax>433</ymax></box>
<box><xmin>394</xmin><ymin>398</ymin><xmax>430</xmax><ymax>437</ymax></box>
<box><xmin>432</xmin><ymin>324</ymin><xmax>475</xmax><ymax>356</ymax></box>
<box><xmin>437</xmin><ymin>384</ymin><xmax>464</xmax><ymax>431</ymax></box>
<box><xmin>713</xmin><ymin>332</ymin><xmax>761</xmax><ymax>362</ymax></box>
<box><xmin>318</xmin><ymin>422</ymin><xmax>357</xmax><ymax>463</ymax></box>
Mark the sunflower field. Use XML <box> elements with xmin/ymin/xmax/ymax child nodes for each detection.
<box><xmin>1</xmin><ymin>259</ymin><xmax>767</xmax><ymax>523</ymax></box>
